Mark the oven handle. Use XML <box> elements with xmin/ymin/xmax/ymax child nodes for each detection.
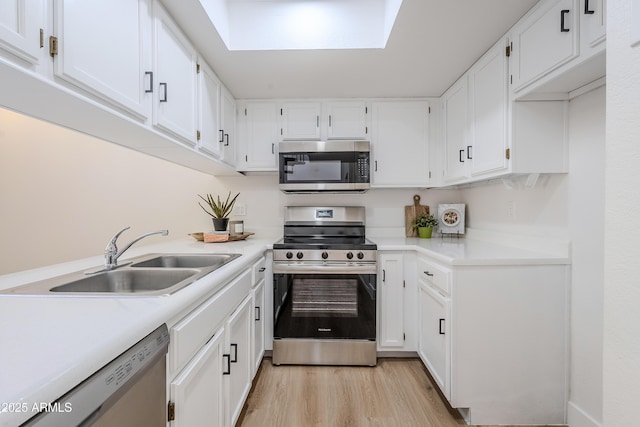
<box><xmin>273</xmin><ymin>263</ymin><xmax>377</xmax><ymax>275</ymax></box>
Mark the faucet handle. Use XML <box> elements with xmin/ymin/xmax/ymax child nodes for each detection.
<box><xmin>106</xmin><ymin>226</ymin><xmax>130</xmax><ymax>249</ymax></box>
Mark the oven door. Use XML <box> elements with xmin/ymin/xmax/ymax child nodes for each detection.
<box><xmin>273</xmin><ymin>264</ymin><xmax>376</xmax><ymax>341</ymax></box>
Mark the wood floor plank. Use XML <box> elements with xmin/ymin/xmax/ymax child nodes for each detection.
<box><xmin>238</xmin><ymin>358</ymin><xmax>467</xmax><ymax>427</ymax></box>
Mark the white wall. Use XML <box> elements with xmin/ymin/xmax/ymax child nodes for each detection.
<box><xmin>567</xmin><ymin>86</ymin><xmax>605</xmax><ymax>427</ymax></box>
<box><xmin>603</xmin><ymin>1</ymin><xmax>640</xmax><ymax>425</ymax></box>
<box><xmin>0</xmin><ymin>108</ymin><xmax>226</xmax><ymax>274</ymax></box>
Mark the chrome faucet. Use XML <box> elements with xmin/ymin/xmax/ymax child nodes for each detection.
<box><xmin>103</xmin><ymin>226</ymin><xmax>169</xmax><ymax>270</ymax></box>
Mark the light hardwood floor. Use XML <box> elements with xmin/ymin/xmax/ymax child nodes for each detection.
<box><xmin>238</xmin><ymin>358</ymin><xmax>556</xmax><ymax>427</ymax></box>
<box><xmin>238</xmin><ymin>358</ymin><xmax>466</xmax><ymax>427</ymax></box>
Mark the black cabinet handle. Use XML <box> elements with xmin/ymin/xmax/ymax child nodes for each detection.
<box><xmin>255</xmin><ymin>306</ymin><xmax>261</xmax><ymax>321</ymax></box>
<box><xmin>584</xmin><ymin>0</ymin><xmax>594</xmax><ymax>14</ymax></box>
<box><xmin>159</xmin><ymin>82</ymin><xmax>167</xmax><ymax>102</ymax></box>
<box><xmin>230</xmin><ymin>343</ymin><xmax>238</xmax><ymax>363</ymax></box>
<box><xmin>459</xmin><ymin>149</ymin><xmax>465</xmax><ymax>163</ymax></box>
<box><xmin>560</xmin><ymin>9</ymin><xmax>570</xmax><ymax>32</ymax></box>
<box><xmin>439</xmin><ymin>319</ymin><xmax>445</xmax><ymax>335</ymax></box>
<box><xmin>223</xmin><ymin>354</ymin><xmax>231</xmax><ymax>375</ymax></box>
<box><xmin>144</xmin><ymin>71</ymin><xmax>153</xmax><ymax>93</ymax></box>
<box><xmin>219</xmin><ymin>129</ymin><xmax>224</xmax><ymax>143</ymax></box>
<box><xmin>316</xmin><ymin>116</ymin><xmax>319</xmax><ymax>128</ymax></box>
<box><xmin>375</xmin><ymin>160</ymin><xmax>378</xmax><ymax>172</ymax></box>
<box><xmin>259</xmin><ymin>267</ymin><xmax>266</xmax><ymax>272</ymax></box>
<box><xmin>271</xmin><ymin>143</ymin><xmax>275</xmax><ymax>154</ymax></box>
<box><xmin>382</xmin><ymin>269</ymin><xmax>386</xmax><ymax>282</ymax></box>
<box><xmin>224</xmin><ymin>133</ymin><xmax>229</xmax><ymax>146</ymax></box>
<box><xmin>329</xmin><ymin>115</ymin><xmax>332</xmax><ymax>127</ymax></box>
<box><xmin>424</xmin><ymin>271</ymin><xmax>434</xmax><ymax>277</ymax></box>
<box><xmin>467</xmin><ymin>145</ymin><xmax>472</xmax><ymax>160</ymax></box>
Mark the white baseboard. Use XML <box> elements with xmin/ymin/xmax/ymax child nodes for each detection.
<box><xmin>567</xmin><ymin>401</ymin><xmax>602</xmax><ymax>427</ymax></box>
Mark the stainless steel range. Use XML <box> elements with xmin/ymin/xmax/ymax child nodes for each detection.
<box><xmin>272</xmin><ymin>206</ymin><xmax>377</xmax><ymax>366</ymax></box>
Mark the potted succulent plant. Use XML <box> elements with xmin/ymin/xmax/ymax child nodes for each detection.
<box><xmin>413</xmin><ymin>213</ymin><xmax>439</xmax><ymax>238</ymax></box>
<box><xmin>198</xmin><ymin>191</ymin><xmax>240</xmax><ymax>231</ymax></box>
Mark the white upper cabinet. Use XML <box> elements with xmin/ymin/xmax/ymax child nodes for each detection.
<box><xmin>510</xmin><ymin>0</ymin><xmax>579</xmax><ymax>93</ymax></box>
<box><xmin>441</xmin><ymin>79</ymin><xmax>469</xmax><ymax>184</ymax></box>
<box><xmin>580</xmin><ymin>0</ymin><xmax>606</xmax><ymax>50</ymax></box>
<box><xmin>197</xmin><ymin>59</ymin><xmax>222</xmax><ymax>157</ymax></box>
<box><xmin>52</xmin><ymin>0</ymin><xmax>152</xmax><ymax>119</ymax></box>
<box><xmin>327</xmin><ymin>101</ymin><xmax>368</xmax><ymax>139</ymax></box>
<box><xmin>371</xmin><ymin>100</ymin><xmax>430</xmax><ymax>187</ymax></box>
<box><xmin>153</xmin><ymin>0</ymin><xmax>198</xmax><ymax>145</ymax></box>
<box><xmin>468</xmin><ymin>38</ymin><xmax>509</xmax><ymax>179</ymax></box>
<box><xmin>0</xmin><ymin>0</ymin><xmax>45</xmax><ymax>65</ymax></box>
<box><xmin>220</xmin><ymin>86</ymin><xmax>236</xmax><ymax>166</ymax></box>
<box><xmin>280</xmin><ymin>102</ymin><xmax>321</xmax><ymax>140</ymax></box>
<box><xmin>237</xmin><ymin>101</ymin><xmax>278</xmax><ymax>171</ymax></box>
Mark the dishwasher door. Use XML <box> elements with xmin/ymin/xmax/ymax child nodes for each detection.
<box><xmin>23</xmin><ymin>324</ymin><xmax>170</xmax><ymax>427</ymax></box>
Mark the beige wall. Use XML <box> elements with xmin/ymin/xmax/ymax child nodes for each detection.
<box><xmin>0</xmin><ymin>108</ymin><xmax>226</xmax><ymax>274</ymax></box>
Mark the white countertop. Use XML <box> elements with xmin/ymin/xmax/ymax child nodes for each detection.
<box><xmin>373</xmin><ymin>236</ymin><xmax>570</xmax><ymax>265</ymax></box>
<box><xmin>0</xmin><ymin>236</ymin><xmax>274</xmax><ymax>427</ymax></box>
<box><xmin>0</xmin><ymin>231</ymin><xmax>569</xmax><ymax>426</ymax></box>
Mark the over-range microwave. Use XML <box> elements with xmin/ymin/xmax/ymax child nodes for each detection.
<box><xmin>278</xmin><ymin>140</ymin><xmax>370</xmax><ymax>193</ymax></box>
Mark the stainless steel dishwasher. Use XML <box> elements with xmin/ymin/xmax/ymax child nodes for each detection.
<box><xmin>22</xmin><ymin>324</ymin><xmax>170</xmax><ymax>427</ymax></box>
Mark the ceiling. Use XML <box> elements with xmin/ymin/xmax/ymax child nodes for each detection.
<box><xmin>161</xmin><ymin>0</ymin><xmax>538</xmax><ymax>100</ymax></box>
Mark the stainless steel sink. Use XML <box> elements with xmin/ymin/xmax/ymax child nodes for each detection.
<box><xmin>50</xmin><ymin>268</ymin><xmax>200</xmax><ymax>294</ymax></box>
<box><xmin>130</xmin><ymin>253</ymin><xmax>241</xmax><ymax>269</ymax></box>
<box><xmin>0</xmin><ymin>252</ymin><xmax>242</xmax><ymax>296</ymax></box>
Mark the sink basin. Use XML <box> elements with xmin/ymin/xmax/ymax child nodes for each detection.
<box><xmin>130</xmin><ymin>253</ymin><xmax>241</xmax><ymax>269</ymax></box>
<box><xmin>50</xmin><ymin>268</ymin><xmax>199</xmax><ymax>294</ymax></box>
<box><xmin>0</xmin><ymin>252</ymin><xmax>242</xmax><ymax>296</ymax></box>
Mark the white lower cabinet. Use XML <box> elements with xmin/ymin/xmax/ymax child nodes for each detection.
<box><xmin>224</xmin><ymin>295</ymin><xmax>253</xmax><ymax>427</ymax></box>
<box><xmin>418</xmin><ymin>278</ymin><xmax>451</xmax><ymax>399</ymax></box>
<box><xmin>167</xmin><ymin>262</ymin><xmax>263</xmax><ymax>427</ymax></box>
<box><xmin>170</xmin><ymin>327</ymin><xmax>225</xmax><ymax>427</ymax></box>
<box><xmin>252</xmin><ymin>279</ymin><xmax>266</xmax><ymax>376</ymax></box>
<box><xmin>414</xmin><ymin>254</ymin><xmax>568</xmax><ymax>425</ymax></box>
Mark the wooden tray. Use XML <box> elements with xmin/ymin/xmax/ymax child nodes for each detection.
<box><xmin>189</xmin><ymin>232</ymin><xmax>254</xmax><ymax>243</ymax></box>
<box><xmin>404</xmin><ymin>195</ymin><xmax>429</xmax><ymax>237</ymax></box>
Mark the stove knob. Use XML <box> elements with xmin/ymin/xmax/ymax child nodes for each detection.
<box><xmin>322</xmin><ymin>251</ymin><xmax>329</xmax><ymax>260</ymax></box>
<box><xmin>346</xmin><ymin>251</ymin><xmax>354</xmax><ymax>260</ymax></box>
<box><xmin>296</xmin><ymin>252</ymin><xmax>304</xmax><ymax>259</ymax></box>
<box><xmin>286</xmin><ymin>251</ymin><xmax>293</xmax><ymax>259</ymax></box>
<box><xmin>357</xmin><ymin>252</ymin><xmax>365</xmax><ymax>260</ymax></box>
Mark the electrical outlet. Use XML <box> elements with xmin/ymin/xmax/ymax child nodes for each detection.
<box><xmin>233</xmin><ymin>204</ymin><xmax>246</xmax><ymax>216</ymax></box>
<box><xmin>507</xmin><ymin>201</ymin><xmax>516</xmax><ymax>219</ymax></box>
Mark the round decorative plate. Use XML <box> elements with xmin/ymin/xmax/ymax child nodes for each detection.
<box><xmin>441</xmin><ymin>209</ymin><xmax>461</xmax><ymax>227</ymax></box>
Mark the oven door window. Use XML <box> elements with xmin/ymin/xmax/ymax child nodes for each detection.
<box><xmin>273</xmin><ymin>273</ymin><xmax>376</xmax><ymax>340</ymax></box>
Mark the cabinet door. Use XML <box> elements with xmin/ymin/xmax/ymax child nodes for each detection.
<box><xmin>327</xmin><ymin>101</ymin><xmax>368</xmax><ymax>139</ymax></box>
<box><xmin>0</xmin><ymin>0</ymin><xmax>44</xmax><ymax>65</ymax></box>
<box><xmin>240</xmin><ymin>102</ymin><xmax>278</xmax><ymax>170</ymax></box>
<box><xmin>441</xmin><ymin>79</ymin><xmax>468</xmax><ymax>183</ymax></box>
<box><xmin>378</xmin><ymin>253</ymin><xmax>405</xmax><ymax>348</ymax></box>
<box><xmin>170</xmin><ymin>327</ymin><xmax>224</xmax><ymax>427</ymax></box>
<box><xmin>581</xmin><ymin>0</ymin><xmax>606</xmax><ymax>49</ymax></box>
<box><xmin>53</xmin><ymin>0</ymin><xmax>152</xmax><ymax>119</ymax></box>
<box><xmin>252</xmin><ymin>279</ymin><xmax>266</xmax><ymax>376</ymax></box>
<box><xmin>371</xmin><ymin>101</ymin><xmax>430</xmax><ymax>187</ymax></box>
<box><xmin>280</xmin><ymin>102</ymin><xmax>321</xmax><ymax>140</ymax></box>
<box><xmin>197</xmin><ymin>60</ymin><xmax>221</xmax><ymax>157</ymax></box>
<box><xmin>220</xmin><ymin>86</ymin><xmax>236</xmax><ymax>165</ymax></box>
<box><xmin>418</xmin><ymin>280</ymin><xmax>451</xmax><ymax>400</ymax></box>
<box><xmin>511</xmin><ymin>0</ymin><xmax>579</xmax><ymax>92</ymax></box>
<box><xmin>225</xmin><ymin>294</ymin><xmax>253</xmax><ymax>427</ymax></box>
<box><xmin>468</xmin><ymin>39</ymin><xmax>509</xmax><ymax>178</ymax></box>
<box><xmin>153</xmin><ymin>1</ymin><xmax>197</xmax><ymax>144</ymax></box>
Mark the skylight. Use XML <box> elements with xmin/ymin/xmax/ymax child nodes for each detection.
<box><xmin>199</xmin><ymin>0</ymin><xmax>403</xmax><ymax>51</ymax></box>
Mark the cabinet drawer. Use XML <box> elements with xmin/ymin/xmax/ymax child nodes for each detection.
<box><xmin>417</xmin><ymin>257</ymin><xmax>451</xmax><ymax>295</ymax></box>
<box><xmin>170</xmin><ymin>269</ymin><xmax>251</xmax><ymax>376</ymax></box>
<box><xmin>252</xmin><ymin>257</ymin><xmax>266</xmax><ymax>286</ymax></box>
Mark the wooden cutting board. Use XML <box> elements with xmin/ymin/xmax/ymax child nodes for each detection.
<box><xmin>405</xmin><ymin>195</ymin><xmax>430</xmax><ymax>237</ymax></box>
